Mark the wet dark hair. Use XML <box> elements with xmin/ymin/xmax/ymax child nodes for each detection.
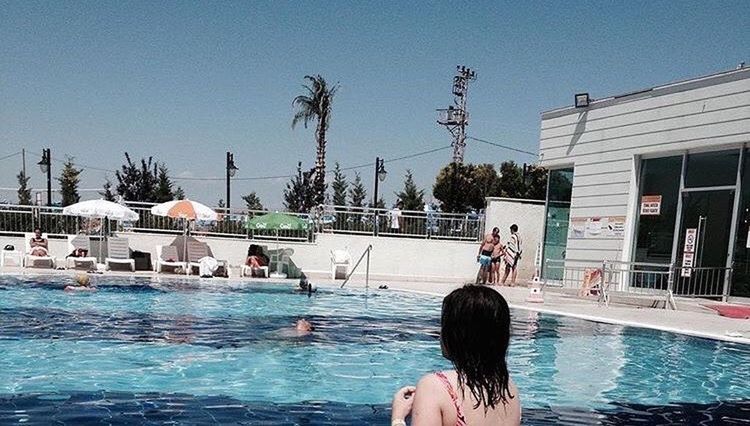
<box><xmin>492</xmin><ymin>227</ymin><xmax>499</xmax><ymax>234</ymax></box>
<box><xmin>510</xmin><ymin>224</ymin><xmax>518</xmax><ymax>233</ymax></box>
<box><xmin>441</xmin><ymin>285</ymin><xmax>514</xmax><ymax>410</ymax></box>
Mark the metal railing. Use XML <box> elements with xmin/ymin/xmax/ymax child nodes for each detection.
<box><xmin>543</xmin><ymin>258</ymin><xmax>732</xmax><ymax>307</ymax></box>
<box><xmin>0</xmin><ymin>202</ymin><xmax>484</xmax><ymax>242</ymax></box>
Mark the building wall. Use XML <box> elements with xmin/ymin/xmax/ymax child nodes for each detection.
<box><xmin>538</xmin><ymin>68</ymin><xmax>750</xmax><ymax>262</ymax></box>
<box><xmin>484</xmin><ymin>197</ymin><xmax>545</xmax><ymax>278</ymax></box>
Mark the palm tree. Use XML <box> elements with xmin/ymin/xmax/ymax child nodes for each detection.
<box><xmin>292</xmin><ymin>74</ymin><xmax>338</xmax><ymax>205</ymax></box>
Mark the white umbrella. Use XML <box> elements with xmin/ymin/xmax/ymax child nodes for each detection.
<box><xmin>63</xmin><ymin>199</ymin><xmax>139</xmax><ymax>221</ymax></box>
<box><xmin>150</xmin><ymin>199</ymin><xmax>220</xmax><ymax>274</ymax></box>
<box><xmin>62</xmin><ymin>199</ymin><xmax>139</xmax><ymax>263</ymax></box>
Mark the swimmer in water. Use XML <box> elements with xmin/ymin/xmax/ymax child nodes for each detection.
<box><xmin>64</xmin><ymin>273</ymin><xmax>96</xmax><ymax>292</ymax></box>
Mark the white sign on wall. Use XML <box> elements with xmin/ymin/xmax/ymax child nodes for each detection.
<box><xmin>683</xmin><ymin>228</ymin><xmax>697</xmax><ymax>253</ymax></box>
<box><xmin>640</xmin><ymin>195</ymin><xmax>662</xmax><ymax>216</ymax></box>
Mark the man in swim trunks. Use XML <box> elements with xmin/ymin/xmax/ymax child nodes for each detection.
<box><xmin>476</xmin><ymin>227</ymin><xmax>499</xmax><ymax>285</ymax></box>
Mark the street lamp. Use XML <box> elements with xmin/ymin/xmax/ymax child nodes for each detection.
<box><xmin>373</xmin><ymin>157</ymin><xmax>387</xmax><ymax>236</ymax></box>
<box><xmin>226</xmin><ymin>151</ymin><xmax>238</xmax><ymax>210</ymax></box>
<box><xmin>37</xmin><ymin>149</ymin><xmax>51</xmax><ymax>206</ymax></box>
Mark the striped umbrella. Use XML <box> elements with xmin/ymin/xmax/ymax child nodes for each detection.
<box><xmin>150</xmin><ymin>199</ymin><xmax>219</xmax><ymax>221</ymax></box>
<box><xmin>150</xmin><ymin>199</ymin><xmax>219</xmax><ymax>275</ymax></box>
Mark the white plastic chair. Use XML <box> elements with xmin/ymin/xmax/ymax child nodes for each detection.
<box><xmin>330</xmin><ymin>249</ymin><xmax>351</xmax><ymax>280</ymax></box>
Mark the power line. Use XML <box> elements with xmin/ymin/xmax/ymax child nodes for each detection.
<box><xmin>0</xmin><ymin>151</ymin><xmax>22</xmax><ymax>162</ymax></box>
<box><xmin>466</xmin><ymin>136</ymin><xmax>537</xmax><ymax>156</ymax></box>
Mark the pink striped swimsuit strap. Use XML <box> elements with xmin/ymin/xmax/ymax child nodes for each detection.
<box><xmin>434</xmin><ymin>371</ymin><xmax>467</xmax><ymax>426</ymax></box>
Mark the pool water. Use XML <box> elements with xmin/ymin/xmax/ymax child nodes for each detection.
<box><xmin>0</xmin><ymin>275</ymin><xmax>748</xmax><ymax>425</ymax></box>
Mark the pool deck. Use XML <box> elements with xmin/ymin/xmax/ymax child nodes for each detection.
<box><xmin>2</xmin><ymin>266</ymin><xmax>749</xmax><ymax>345</ymax></box>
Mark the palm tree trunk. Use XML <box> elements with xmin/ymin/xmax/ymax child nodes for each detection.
<box><xmin>314</xmin><ymin>117</ymin><xmax>327</xmax><ymax>204</ymax></box>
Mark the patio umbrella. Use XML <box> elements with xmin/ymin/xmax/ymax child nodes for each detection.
<box><xmin>151</xmin><ymin>199</ymin><xmax>219</xmax><ymax>274</ymax></box>
<box><xmin>245</xmin><ymin>212</ymin><xmax>308</xmax><ymax>278</ymax></box>
<box><xmin>62</xmin><ymin>199</ymin><xmax>139</xmax><ymax>262</ymax></box>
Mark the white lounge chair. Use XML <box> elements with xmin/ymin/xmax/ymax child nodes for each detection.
<box><xmin>186</xmin><ymin>240</ymin><xmax>228</xmax><ymax>277</ymax></box>
<box><xmin>66</xmin><ymin>235</ymin><xmax>98</xmax><ymax>269</ymax></box>
<box><xmin>331</xmin><ymin>249</ymin><xmax>351</xmax><ymax>280</ymax></box>
<box><xmin>105</xmin><ymin>237</ymin><xmax>135</xmax><ymax>271</ymax></box>
<box><xmin>155</xmin><ymin>245</ymin><xmax>186</xmax><ymax>273</ymax></box>
<box><xmin>23</xmin><ymin>232</ymin><xmax>55</xmax><ymax>269</ymax></box>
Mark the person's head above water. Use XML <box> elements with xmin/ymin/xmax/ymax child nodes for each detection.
<box><xmin>295</xmin><ymin>319</ymin><xmax>314</xmax><ymax>332</ymax></box>
<box><xmin>440</xmin><ymin>285</ymin><xmax>514</xmax><ymax>409</ymax></box>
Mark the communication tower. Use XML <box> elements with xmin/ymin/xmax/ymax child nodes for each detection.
<box><xmin>437</xmin><ymin>65</ymin><xmax>477</xmax><ymax>163</ymax></box>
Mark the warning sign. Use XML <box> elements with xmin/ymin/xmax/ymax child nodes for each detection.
<box><xmin>683</xmin><ymin>228</ymin><xmax>697</xmax><ymax>253</ymax></box>
<box><xmin>640</xmin><ymin>195</ymin><xmax>662</xmax><ymax>216</ymax></box>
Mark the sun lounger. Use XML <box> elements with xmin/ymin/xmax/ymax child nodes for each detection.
<box><xmin>105</xmin><ymin>237</ymin><xmax>135</xmax><ymax>271</ymax></box>
<box><xmin>186</xmin><ymin>241</ymin><xmax>228</xmax><ymax>277</ymax></box>
<box><xmin>155</xmin><ymin>245</ymin><xmax>186</xmax><ymax>273</ymax></box>
<box><xmin>23</xmin><ymin>232</ymin><xmax>55</xmax><ymax>268</ymax></box>
<box><xmin>241</xmin><ymin>264</ymin><xmax>269</xmax><ymax>278</ymax></box>
<box><xmin>66</xmin><ymin>235</ymin><xmax>98</xmax><ymax>269</ymax></box>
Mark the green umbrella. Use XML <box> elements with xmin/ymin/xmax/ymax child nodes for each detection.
<box><xmin>245</xmin><ymin>212</ymin><xmax>309</xmax><ymax>231</ymax></box>
<box><xmin>245</xmin><ymin>212</ymin><xmax>308</xmax><ymax>278</ymax></box>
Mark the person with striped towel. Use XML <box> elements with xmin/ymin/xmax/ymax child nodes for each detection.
<box><xmin>501</xmin><ymin>224</ymin><xmax>522</xmax><ymax>286</ymax></box>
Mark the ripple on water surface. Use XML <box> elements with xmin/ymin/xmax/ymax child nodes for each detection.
<box><xmin>0</xmin><ymin>275</ymin><xmax>749</xmax><ymax>425</ymax></box>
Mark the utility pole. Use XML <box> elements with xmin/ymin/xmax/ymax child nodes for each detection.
<box><xmin>22</xmin><ymin>149</ymin><xmax>26</xmax><ymax>178</ymax></box>
<box><xmin>437</xmin><ymin>65</ymin><xmax>477</xmax><ymax>164</ymax></box>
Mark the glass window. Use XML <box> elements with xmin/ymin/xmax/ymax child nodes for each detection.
<box><xmin>542</xmin><ymin>168</ymin><xmax>573</xmax><ymax>279</ymax></box>
<box><xmin>732</xmin><ymin>149</ymin><xmax>750</xmax><ymax>297</ymax></box>
<box><xmin>685</xmin><ymin>150</ymin><xmax>739</xmax><ymax>188</ymax></box>
<box><xmin>634</xmin><ymin>156</ymin><xmax>682</xmax><ymax>264</ymax></box>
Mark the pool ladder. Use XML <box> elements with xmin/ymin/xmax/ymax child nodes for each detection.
<box><xmin>340</xmin><ymin>245</ymin><xmax>373</xmax><ymax>289</ymax></box>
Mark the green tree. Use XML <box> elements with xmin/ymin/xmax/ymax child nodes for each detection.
<box><xmin>100</xmin><ymin>177</ymin><xmax>116</xmax><ymax>202</ymax></box>
<box><xmin>497</xmin><ymin>161</ymin><xmax>524</xmax><ymax>198</ymax></box>
<box><xmin>153</xmin><ymin>164</ymin><xmax>176</xmax><ymax>202</ymax></box>
<box><xmin>348</xmin><ymin>172</ymin><xmax>367</xmax><ymax>208</ymax></box>
<box><xmin>283</xmin><ymin>163</ymin><xmax>316</xmax><ymax>213</ymax></box>
<box><xmin>433</xmin><ymin>163</ymin><xmax>472</xmax><ymax>213</ymax></box>
<box><xmin>242</xmin><ymin>192</ymin><xmax>264</xmax><ymax>211</ymax></box>
<box><xmin>369</xmin><ymin>197</ymin><xmax>386</xmax><ymax>209</ymax></box>
<box><xmin>395</xmin><ymin>169</ymin><xmax>425</xmax><ymax>211</ymax></box>
<box><xmin>114</xmin><ymin>153</ymin><xmax>161</xmax><ymax>202</ymax></box>
<box><xmin>522</xmin><ymin>164</ymin><xmax>548</xmax><ymax>200</ymax></box>
<box><xmin>292</xmin><ymin>74</ymin><xmax>338</xmax><ymax>206</ymax></box>
<box><xmin>58</xmin><ymin>157</ymin><xmax>82</xmax><ymax>207</ymax></box>
<box><xmin>331</xmin><ymin>162</ymin><xmax>348</xmax><ymax>207</ymax></box>
<box><xmin>174</xmin><ymin>186</ymin><xmax>186</xmax><ymax>200</ymax></box>
<box><xmin>17</xmin><ymin>170</ymin><xmax>32</xmax><ymax>205</ymax></box>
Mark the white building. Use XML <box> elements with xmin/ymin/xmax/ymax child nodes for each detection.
<box><xmin>538</xmin><ymin>65</ymin><xmax>750</xmax><ymax>299</ymax></box>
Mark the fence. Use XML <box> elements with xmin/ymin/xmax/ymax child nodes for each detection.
<box><xmin>0</xmin><ymin>202</ymin><xmax>484</xmax><ymax>242</ymax></box>
<box><xmin>543</xmin><ymin>258</ymin><xmax>731</xmax><ymax>306</ymax></box>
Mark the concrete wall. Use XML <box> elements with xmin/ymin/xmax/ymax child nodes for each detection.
<box><xmin>538</xmin><ymin>67</ymin><xmax>750</xmax><ymax>263</ymax></box>
<box><xmin>484</xmin><ymin>197</ymin><xmax>545</xmax><ymax>279</ymax></box>
<box><xmin>1</xmin><ymin>232</ymin><xmax>482</xmax><ymax>283</ymax></box>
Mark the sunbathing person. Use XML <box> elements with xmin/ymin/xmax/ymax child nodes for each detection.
<box><xmin>29</xmin><ymin>228</ymin><xmax>49</xmax><ymax>257</ymax></box>
<box><xmin>391</xmin><ymin>285</ymin><xmax>521</xmax><ymax>426</ymax></box>
<box><xmin>245</xmin><ymin>245</ymin><xmax>269</xmax><ymax>277</ymax></box>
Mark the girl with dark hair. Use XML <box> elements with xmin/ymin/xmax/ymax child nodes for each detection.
<box><xmin>391</xmin><ymin>286</ymin><xmax>520</xmax><ymax>425</ymax></box>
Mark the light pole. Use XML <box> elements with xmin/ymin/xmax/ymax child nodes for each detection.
<box><xmin>226</xmin><ymin>152</ymin><xmax>238</xmax><ymax>210</ymax></box>
<box><xmin>372</xmin><ymin>157</ymin><xmax>387</xmax><ymax>236</ymax></box>
<box><xmin>37</xmin><ymin>148</ymin><xmax>51</xmax><ymax>206</ymax></box>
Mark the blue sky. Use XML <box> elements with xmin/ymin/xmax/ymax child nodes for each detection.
<box><xmin>1</xmin><ymin>1</ymin><xmax>748</xmax><ymax>209</ymax></box>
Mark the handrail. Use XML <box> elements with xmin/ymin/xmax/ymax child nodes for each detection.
<box><xmin>340</xmin><ymin>245</ymin><xmax>373</xmax><ymax>289</ymax></box>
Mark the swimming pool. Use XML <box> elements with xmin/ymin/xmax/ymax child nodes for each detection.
<box><xmin>0</xmin><ymin>275</ymin><xmax>748</xmax><ymax>425</ymax></box>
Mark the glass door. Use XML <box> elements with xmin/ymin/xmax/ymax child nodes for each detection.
<box><xmin>675</xmin><ymin>190</ymin><xmax>734</xmax><ymax>296</ymax></box>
